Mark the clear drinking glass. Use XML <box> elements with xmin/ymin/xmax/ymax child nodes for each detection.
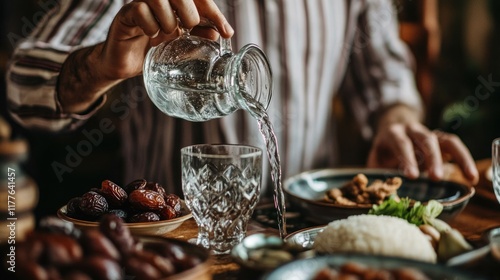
<box><xmin>492</xmin><ymin>138</ymin><xmax>500</xmax><ymax>203</ymax></box>
<box><xmin>181</xmin><ymin>144</ymin><xmax>263</xmax><ymax>254</ymax></box>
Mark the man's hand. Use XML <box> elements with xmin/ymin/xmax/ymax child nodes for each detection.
<box><xmin>100</xmin><ymin>0</ymin><xmax>233</xmax><ymax>80</ymax></box>
<box><xmin>367</xmin><ymin>105</ymin><xmax>479</xmax><ymax>184</ymax></box>
<box><xmin>58</xmin><ymin>0</ymin><xmax>233</xmax><ymax>113</ymax></box>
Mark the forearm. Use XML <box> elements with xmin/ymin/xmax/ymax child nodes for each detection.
<box><xmin>57</xmin><ymin>43</ymin><xmax>123</xmax><ymax>113</ymax></box>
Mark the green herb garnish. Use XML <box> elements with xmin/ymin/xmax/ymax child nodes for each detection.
<box><xmin>368</xmin><ymin>196</ymin><xmax>473</xmax><ymax>261</ymax></box>
<box><xmin>368</xmin><ymin>196</ymin><xmax>443</xmax><ymax>226</ymax></box>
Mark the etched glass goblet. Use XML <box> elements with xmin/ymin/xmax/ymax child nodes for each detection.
<box><xmin>181</xmin><ymin>144</ymin><xmax>262</xmax><ymax>254</ymax></box>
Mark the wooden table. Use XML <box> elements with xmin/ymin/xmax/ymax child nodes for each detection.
<box><xmin>165</xmin><ymin>160</ymin><xmax>500</xmax><ymax>279</ymax></box>
<box><xmin>447</xmin><ymin>159</ymin><xmax>500</xmax><ymax>242</ymax></box>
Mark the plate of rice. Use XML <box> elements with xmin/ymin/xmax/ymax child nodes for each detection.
<box><xmin>285</xmin><ymin>215</ymin><xmax>437</xmax><ymax>263</ymax></box>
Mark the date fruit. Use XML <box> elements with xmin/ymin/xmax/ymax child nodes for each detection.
<box><xmin>129</xmin><ymin>212</ymin><xmax>160</xmax><ymax>223</ymax></box>
<box><xmin>16</xmin><ymin>262</ymin><xmax>49</xmax><ymax>280</ymax></box>
<box><xmin>124</xmin><ymin>254</ymin><xmax>163</xmax><ymax>280</ymax></box>
<box><xmin>79</xmin><ymin>191</ymin><xmax>108</xmax><ymax>218</ymax></box>
<box><xmin>39</xmin><ymin>216</ymin><xmax>81</xmax><ymax>239</ymax></box>
<box><xmin>64</xmin><ymin>178</ymin><xmax>184</xmax><ymax>223</ymax></box>
<box><xmin>127</xmin><ymin>250</ymin><xmax>175</xmax><ymax>277</ymax></box>
<box><xmin>157</xmin><ymin>205</ymin><xmax>177</xmax><ymax>220</ymax></box>
<box><xmin>145</xmin><ymin>181</ymin><xmax>167</xmax><ymax>198</ymax></box>
<box><xmin>99</xmin><ymin>214</ymin><xmax>135</xmax><ymax>256</ymax></box>
<box><xmin>100</xmin><ymin>180</ymin><xmax>128</xmax><ymax>208</ymax></box>
<box><xmin>124</xmin><ymin>178</ymin><xmax>147</xmax><ymax>194</ymax></box>
<box><xmin>79</xmin><ymin>230</ymin><xmax>120</xmax><ymax>261</ymax></box>
<box><xmin>66</xmin><ymin>197</ymin><xmax>83</xmax><ymax>218</ymax></box>
<box><xmin>144</xmin><ymin>242</ymin><xmax>201</xmax><ymax>271</ymax></box>
<box><xmin>129</xmin><ymin>189</ymin><xmax>166</xmax><ymax>211</ymax></box>
<box><xmin>62</xmin><ymin>270</ymin><xmax>92</xmax><ymax>280</ymax></box>
<box><xmin>9</xmin><ymin>214</ymin><xmax>204</xmax><ymax>280</ymax></box>
<box><xmin>79</xmin><ymin>256</ymin><xmax>122</xmax><ymax>280</ymax></box>
<box><xmin>37</xmin><ymin>233</ymin><xmax>83</xmax><ymax>266</ymax></box>
<box><xmin>165</xmin><ymin>193</ymin><xmax>182</xmax><ymax>216</ymax></box>
<box><xmin>108</xmin><ymin>209</ymin><xmax>128</xmax><ymax>220</ymax></box>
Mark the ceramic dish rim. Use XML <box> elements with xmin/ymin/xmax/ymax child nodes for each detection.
<box><xmin>57</xmin><ymin>201</ymin><xmax>192</xmax><ymax>228</ymax></box>
<box><xmin>283</xmin><ymin>225</ymin><xmax>326</xmax><ymax>244</ymax></box>
<box><xmin>261</xmin><ymin>253</ymin><xmax>487</xmax><ymax>280</ymax></box>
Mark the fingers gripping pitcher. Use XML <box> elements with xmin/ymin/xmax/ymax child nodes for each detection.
<box><xmin>143</xmin><ymin>27</ymin><xmax>272</xmax><ymax>121</ymax></box>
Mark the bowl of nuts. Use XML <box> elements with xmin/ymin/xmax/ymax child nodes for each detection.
<box><xmin>57</xmin><ymin>179</ymin><xmax>192</xmax><ymax>236</ymax></box>
<box><xmin>284</xmin><ymin>168</ymin><xmax>474</xmax><ymax>224</ymax></box>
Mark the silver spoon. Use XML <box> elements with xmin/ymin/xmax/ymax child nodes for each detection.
<box><xmin>446</xmin><ymin>227</ymin><xmax>500</xmax><ymax>267</ymax></box>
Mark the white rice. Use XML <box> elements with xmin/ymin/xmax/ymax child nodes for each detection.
<box><xmin>313</xmin><ymin>215</ymin><xmax>437</xmax><ymax>263</ymax></box>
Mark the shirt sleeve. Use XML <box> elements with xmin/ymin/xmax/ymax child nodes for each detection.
<box><xmin>6</xmin><ymin>0</ymin><xmax>125</xmax><ymax>132</ymax></box>
<box><xmin>339</xmin><ymin>0</ymin><xmax>424</xmax><ymax>139</ymax></box>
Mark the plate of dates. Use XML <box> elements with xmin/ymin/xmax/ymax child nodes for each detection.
<box><xmin>1</xmin><ymin>215</ymin><xmax>210</xmax><ymax>280</ymax></box>
<box><xmin>57</xmin><ymin>179</ymin><xmax>192</xmax><ymax>236</ymax></box>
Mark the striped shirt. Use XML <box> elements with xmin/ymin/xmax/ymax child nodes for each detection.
<box><xmin>6</xmin><ymin>0</ymin><xmax>422</xmax><ymax>194</ymax></box>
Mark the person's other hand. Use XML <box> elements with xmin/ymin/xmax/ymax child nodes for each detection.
<box><xmin>367</xmin><ymin>122</ymin><xmax>479</xmax><ymax>184</ymax></box>
<box><xmin>98</xmin><ymin>0</ymin><xmax>233</xmax><ymax>81</ymax></box>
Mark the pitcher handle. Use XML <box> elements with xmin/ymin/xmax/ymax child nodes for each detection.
<box><xmin>219</xmin><ymin>37</ymin><xmax>232</xmax><ymax>55</ymax></box>
<box><xmin>197</xmin><ymin>18</ymin><xmax>232</xmax><ymax>55</ymax></box>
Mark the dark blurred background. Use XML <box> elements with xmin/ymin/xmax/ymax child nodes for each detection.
<box><xmin>0</xmin><ymin>1</ymin><xmax>123</xmax><ymax>220</ymax></box>
<box><xmin>1</xmin><ymin>0</ymin><xmax>499</xmax><ymax>221</ymax></box>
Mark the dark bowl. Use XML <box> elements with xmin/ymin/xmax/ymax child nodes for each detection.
<box><xmin>284</xmin><ymin>168</ymin><xmax>475</xmax><ymax>224</ymax></box>
<box><xmin>261</xmin><ymin>254</ymin><xmax>487</xmax><ymax>280</ymax></box>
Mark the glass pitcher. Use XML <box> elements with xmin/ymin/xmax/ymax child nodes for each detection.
<box><xmin>143</xmin><ymin>28</ymin><xmax>272</xmax><ymax>122</ymax></box>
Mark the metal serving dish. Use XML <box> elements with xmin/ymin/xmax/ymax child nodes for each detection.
<box><xmin>284</xmin><ymin>168</ymin><xmax>475</xmax><ymax>224</ymax></box>
<box><xmin>231</xmin><ymin>233</ymin><xmax>316</xmax><ymax>272</ymax></box>
<box><xmin>284</xmin><ymin>226</ymin><xmax>325</xmax><ymax>250</ymax></box>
